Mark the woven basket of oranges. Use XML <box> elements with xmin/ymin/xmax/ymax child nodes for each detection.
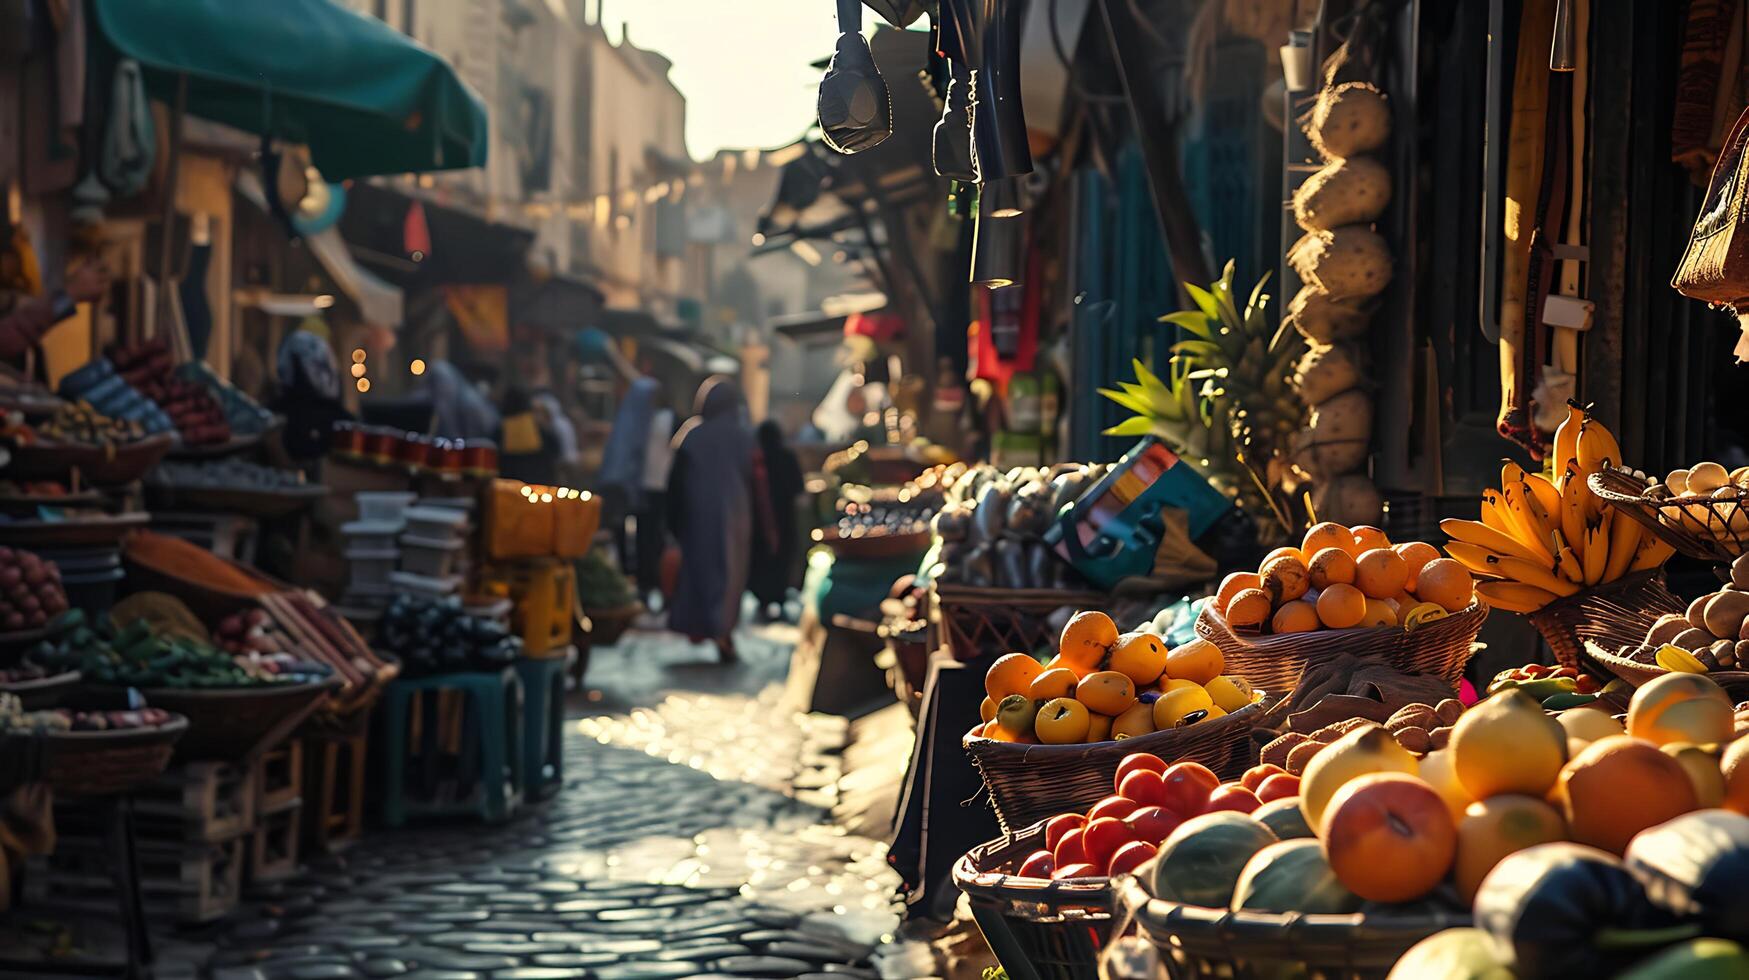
<box><xmin>1192</xmin><ymin>522</ymin><xmax>1488</xmax><ymax>694</ymax></box>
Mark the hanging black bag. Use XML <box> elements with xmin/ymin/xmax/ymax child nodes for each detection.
<box><xmin>818</xmin><ymin>0</ymin><xmax>892</xmax><ymax>154</ymax></box>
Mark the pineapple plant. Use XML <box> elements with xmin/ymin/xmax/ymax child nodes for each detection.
<box><xmin>1098</xmin><ymin>260</ymin><xmax>1304</xmax><ymax>539</ymax></box>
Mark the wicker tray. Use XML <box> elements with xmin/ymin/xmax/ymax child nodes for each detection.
<box><xmin>89</xmin><ymin>677</ymin><xmax>337</xmax><ymax>763</ymax></box>
<box><xmin>1524</xmin><ymin>570</ymin><xmax>1683</xmax><ymax>673</ymax></box>
<box><xmin>1193</xmin><ymin>603</ymin><xmax>1487</xmax><ymax>694</ymax></box>
<box><xmin>964</xmin><ymin>694</ymin><xmax>1275</xmax><ymax>834</ymax></box>
<box><xmin>2</xmin><ymin>432</ymin><xmax>174</xmax><ymax>485</ymax></box>
<box><xmin>39</xmin><ymin>715</ymin><xmax>187</xmax><ymax>797</ymax></box>
<box><xmin>1590</xmin><ymin>467</ymin><xmax>1747</xmax><ymax>563</ymax></box>
<box><xmin>1116</xmin><ymin>876</ymin><xmax>1469</xmax><ymax>979</ymax></box>
<box><xmin>953</xmin><ymin>820</ymin><xmax>1113</xmax><ymax>980</ymax></box>
<box><xmin>1580</xmin><ymin>637</ymin><xmax>1749</xmax><ymax>693</ymax></box>
<box><xmin>0</xmin><ymin>670</ymin><xmax>80</xmax><ymax>709</ymax></box>
<box><xmin>935</xmin><ymin>583</ymin><xmax>1109</xmax><ymax>662</ymax></box>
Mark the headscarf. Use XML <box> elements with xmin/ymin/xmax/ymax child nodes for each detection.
<box><xmin>695</xmin><ymin>374</ymin><xmax>745</xmax><ymax>423</ymax></box>
<box><xmin>532</xmin><ymin>392</ymin><xmax>579</xmax><ymax>464</ymax></box>
<box><xmin>276</xmin><ymin>328</ymin><xmax>339</xmax><ymax>400</ymax></box>
<box><xmin>425</xmin><ymin>359</ymin><xmax>500</xmax><ymax>440</ymax></box>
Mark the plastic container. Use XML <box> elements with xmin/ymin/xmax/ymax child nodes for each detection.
<box><xmin>342</xmin><ymin>582</ymin><xmax>397</xmax><ymax>608</ymax></box>
<box><xmin>398</xmin><ymin>534</ymin><xmax>463</xmax><ymax>578</ymax></box>
<box><xmin>388</xmin><ymin>569</ymin><xmax>462</xmax><ymax>600</ymax></box>
<box><xmin>354</xmin><ymin>492</ymin><xmax>417</xmax><ymax>523</ymax></box>
<box><xmin>403</xmin><ymin>505</ymin><xmax>470</xmax><ymax>542</ymax></box>
<box><xmin>481</xmin><ymin>559</ymin><xmax>574</xmax><ymax>656</ymax></box>
<box><xmin>483</xmin><ymin>479</ymin><xmax>554</xmax><ymax>559</ymax></box>
<box><xmin>344</xmin><ymin>548</ymin><xmax>399</xmax><ymax>587</ymax></box>
<box><xmin>340</xmin><ymin>519</ymin><xmax>404</xmax><ymax>552</ymax></box>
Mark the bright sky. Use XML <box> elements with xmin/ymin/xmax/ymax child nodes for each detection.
<box><xmin>613</xmin><ymin>0</ymin><xmax>845</xmax><ymax>159</ymax></box>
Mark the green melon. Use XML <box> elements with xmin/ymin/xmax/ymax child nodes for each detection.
<box><xmin>1387</xmin><ymin>928</ymin><xmax>1514</xmax><ymax>980</ymax></box>
<box><xmin>1618</xmin><ymin>939</ymin><xmax>1749</xmax><ymax>980</ymax></box>
<box><xmin>1148</xmin><ymin>812</ymin><xmax>1278</xmax><ymax>908</ymax></box>
<box><xmin>1253</xmin><ymin>798</ymin><xmax>1315</xmax><ymax>840</ymax></box>
<box><xmin>1232</xmin><ymin>839</ymin><xmax>1361</xmax><ymax>914</ymax></box>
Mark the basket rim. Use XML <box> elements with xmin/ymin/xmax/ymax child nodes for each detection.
<box><xmin>1588</xmin><ymin>468</ymin><xmax>1743</xmax><ymax>562</ymax></box>
<box><xmin>934</xmin><ymin>582</ymin><xmax>1109</xmax><ymax>604</ymax></box>
<box><xmin>40</xmin><ymin>713</ymin><xmax>188</xmax><ymax>744</ymax></box>
<box><xmin>1580</xmin><ymin>637</ymin><xmax>1749</xmax><ymax>687</ymax></box>
<box><xmin>1198</xmin><ymin>600</ymin><xmax>1486</xmax><ymax>647</ymax></box>
<box><xmin>1114</xmin><ymin>876</ymin><xmax>1469</xmax><ymax>938</ymax></box>
<box><xmin>87</xmin><ymin>675</ymin><xmax>341</xmax><ymax>701</ymax></box>
<box><xmin>962</xmin><ymin>692</ymin><xmax>1272</xmax><ymax>756</ymax></box>
<box><xmin>0</xmin><ymin>669</ymin><xmax>81</xmax><ymax>693</ymax></box>
<box><xmin>952</xmin><ymin>818</ymin><xmax>1114</xmax><ymax>903</ymax></box>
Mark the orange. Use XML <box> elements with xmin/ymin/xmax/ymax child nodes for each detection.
<box><xmin>1354</xmin><ymin>548</ymin><xmax>1409</xmax><ymax>599</ymax></box>
<box><xmin>1259</xmin><ymin>555</ymin><xmax>1311</xmax><ymax>603</ymax></box>
<box><xmin>1035</xmin><ymin>697</ymin><xmax>1093</xmax><ymax>744</ymax></box>
<box><xmin>1315</xmin><ymin>583</ymin><xmax>1367</xmax><ymax>629</ymax></box>
<box><xmin>1086</xmin><ymin>712</ymin><xmax>1114</xmax><ymax>742</ymax></box>
<box><xmin>1413</xmin><ymin>558</ymin><xmax>1475</xmax><ymax>612</ymax></box>
<box><xmin>1556</xmin><ymin>736</ymin><xmax>1698</xmax><ymax>854</ymax></box>
<box><xmin>1322</xmin><ymin>773</ymin><xmax>1456</xmax><ymax>903</ymax></box>
<box><xmin>1058</xmin><ymin>610</ymin><xmax>1119</xmax><ymax>672</ymax></box>
<box><xmin>1307</xmin><ymin>546</ymin><xmax>1356</xmax><ymax>591</ymax></box>
<box><xmin>1453</xmin><ymin>794</ymin><xmax>1566</xmax><ymax>902</ymax></box>
<box><xmin>1226</xmin><ymin>588</ymin><xmax>1273</xmax><ymax>628</ymax></box>
<box><xmin>1271</xmin><ymin>600</ymin><xmax>1321</xmax><ymax>634</ymax></box>
<box><xmin>1108</xmin><ymin>632</ymin><xmax>1168</xmax><ymax>686</ymax></box>
<box><xmin>1028</xmin><ymin>667</ymin><xmax>1080</xmax><ymax>702</ymax></box>
<box><xmin>1361</xmin><ymin>597</ymin><xmax>1398</xmax><ymax>628</ymax></box>
<box><xmin>1215</xmin><ymin>572</ymin><xmax>1262</xmax><ymax>615</ymax></box>
<box><xmin>1394</xmin><ymin>541</ymin><xmax>1443</xmax><ymax>591</ymax></box>
<box><xmin>983</xmin><ymin>720</ymin><xmax>1020</xmax><ymax>742</ymax></box>
<box><xmin>1351</xmin><ymin>525</ymin><xmax>1392</xmax><ymax>553</ymax></box>
<box><xmin>986</xmin><ymin>653</ymin><xmax>1045</xmax><ymax>700</ymax></box>
<box><xmin>980</xmin><ymin>697</ymin><xmax>998</xmax><ymax>723</ymax></box>
<box><xmin>1264</xmin><ymin>545</ymin><xmax>1306</xmax><ymax>566</ymax></box>
<box><xmin>1077</xmin><ymin>670</ymin><xmax>1138</xmax><ymax>716</ymax></box>
<box><xmin>1111</xmin><ymin>702</ymin><xmax>1155</xmax><ymax>739</ymax></box>
<box><xmin>1164</xmin><ymin>638</ymin><xmax>1224</xmax><ymax>685</ymax></box>
<box><xmin>1303</xmin><ymin>521</ymin><xmax>1354</xmax><ymax>558</ymax></box>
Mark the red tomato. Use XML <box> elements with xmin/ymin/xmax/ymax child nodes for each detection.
<box><xmin>1203</xmin><ymin>784</ymin><xmax>1262</xmax><ymax>814</ymax></box>
<box><xmin>1161</xmin><ymin>762</ymin><xmax>1220</xmax><ymax>815</ymax></box>
<box><xmin>1106</xmin><ymin>840</ymin><xmax>1158</xmax><ymax>878</ymax></box>
<box><xmin>1017</xmin><ymin>850</ymin><xmax>1055</xmax><ymax>879</ymax></box>
<box><xmin>1123</xmin><ymin>805</ymin><xmax>1184</xmax><ymax>844</ymax></box>
<box><xmin>1044</xmin><ymin>813</ymin><xmax>1088</xmax><ymax>851</ymax></box>
<box><xmin>1118</xmin><ymin>769</ymin><xmax>1170</xmax><ymax>807</ymax></box>
<box><xmin>1256</xmin><ymin>773</ymin><xmax>1301</xmax><ymax>803</ymax></box>
<box><xmin>1081</xmin><ymin>816</ymin><xmax>1138</xmax><ymax>871</ymax></box>
<box><xmin>1053</xmin><ymin>862</ymin><xmax>1101</xmax><ymax>879</ymax></box>
<box><xmin>1114</xmin><ymin>752</ymin><xmax>1168</xmax><ymax>791</ymax></box>
<box><xmin>1053</xmin><ymin>827</ymin><xmax>1087</xmax><ymax>867</ymax></box>
<box><xmin>1240</xmin><ymin>764</ymin><xmax>1287</xmax><ymax>792</ymax></box>
<box><xmin>1088</xmin><ymin>795</ymin><xmax>1142</xmax><ymax>823</ymax></box>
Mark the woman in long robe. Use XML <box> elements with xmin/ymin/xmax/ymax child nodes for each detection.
<box><xmin>666</xmin><ymin>376</ymin><xmax>753</xmax><ymax>662</ymax></box>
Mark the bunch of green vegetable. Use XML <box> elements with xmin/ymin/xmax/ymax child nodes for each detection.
<box><xmin>575</xmin><ymin>548</ymin><xmax>637</xmax><ymax>609</ymax></box>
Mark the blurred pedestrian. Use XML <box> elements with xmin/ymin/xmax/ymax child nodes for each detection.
<box><xmin>499</xmin><ymin>385</ymin><xmax>558</xmax><ymax>485</ymax></box>
<box><xmin>425</xmin><ymin>359</ymin><xmax>500</xmax><ymax>441</ymax></box>
<box><xmin>637</xmin><ymin>395</ymin><xmax>677</xmax><ymax>607</ymax></box>
<box><xmin>667</xmin><ymin>375</ymin><xmax>753</xmax><ymax>663</ymax></box>
<box><xmin>749</xmin><ymin>419</ymin><xmax>803</xmax><ymax>622</ymax></box>
<box><xmin>271</xmin><ymin>324</ymin><xmax>353</xmax><ymax>463</ymax></box>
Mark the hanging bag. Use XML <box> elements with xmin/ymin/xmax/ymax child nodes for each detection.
<box><xmin>1673</xmin><ymin>105</ymin><xmax>1749</xmax><ymax>358</ymax></box>
<box><xmin>818</xmin><ymin>0</ymin><xmax>891</xmax><ymax>154</ymax></box>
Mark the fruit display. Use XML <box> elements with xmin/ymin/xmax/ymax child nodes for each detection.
<box><xmin>0</xmin><ymin>546</ymin><xmax>69</xmax><ymax>632</ymax></box>
<box><xmin>80</xmin><ymin>615</ymin><xmax>328</xmax><ymax>688</ymax></box>
<box><xmin>1260</xmin><ymin>698</ymin><xmax>1466</xmax><ymax>774</ymax></box>
<box><xmin>30</xmin><ymin>401</ymin><xmax>145</xmax><ymax>445</ymax></box>
<box><xmin>1605</xmin><ymin>553</ymin><xmax>1749</xmax><ymax>671</ymax></box>
<box><xmin>173</xmin><ymin>361</ymin><xmax>274</xmax><ymax>435</ymax></box>
<box><xmin>108</xmin><ymin>339</ymin><xmax>232</xmax><ymax>445</ymax></box>
<box><xmin>54</xmin><ymin>358</ymin><xmax>175</xmax><ymax>435</ymax></box>
<box><xmin>148</xmin><ymin>458</ymin><xmax>312</xmax><ymax>491</ymax></box>
<box><xmin>1441</xmin><ymin>406</ymin><xmax>1673</xmax><ymax>612</ymax></box>
<box><xmin>931</xmin><ymin>462</ymin><xmax>1098</xmax><ymax>589</ymax></box>
<box><xmin>376</xmin><ymin>595</ymin><xmax>523</xmax><ymax>676</ymax></box>
<box><xmin>1100</xmin><ymin>261</ymin><xmax>1314</xmax><ymax>536</ymax></box>
<box><xmin>974</xmin><ymin>610</ymin><xmax>1262</xmax><ymax>745</ymax></box>
<box><xmin>1207</xmin><ymin>521</ymin><xmax>1474</xmax><ymax>634</ymax></box>
<box><xmin>0</xmin><ymin>695</ymin><xmax>176</xmax><ymax>734</ymax></box>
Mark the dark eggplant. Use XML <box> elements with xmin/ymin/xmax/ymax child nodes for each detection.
<box><xmin>1025</xmin><ymin>541</ymin><xmax>1056</xmax><ymax>589</ymax></box>
<box><xmin>1474</xmin><ymin>842</ymin><xmax>1695</xmax><ymax>979</ymax></box>
<box><xmin>1625</xmin><ymin>809</ymin><xmax>1749</xmax><ymax>942</ymax></box>
<box><xmin>992</xmin><ymin>538</ymin><xmax>1027</xmax><ymax>589</ymax></box>
<box><xmin>970</xmin><ymin>482</ymin><xmax>1009</xmax><ymax>543</ymax></box>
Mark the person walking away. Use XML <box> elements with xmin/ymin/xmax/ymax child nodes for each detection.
<box><xmin>638</xmin><ymin>397</ymin><xmax>676</xmax><ymax>609</ymax></box>
<box><xmin>499</xmin><ymin>386</ymin><xmax>558</xmax><ymax>485</ymax></box>
<box><xmin>425</xmin><ymin>360</ymin><xmax>501</xmax><ymax>441</ymax></box>
<box><xmin>667</xmin><ymin>376</ymin><xmax>754</xmax><ymax>663</ymax></box>
<box><xmin>749</xmin><ymin>420</ymin><xmax>804</xmax><ymax>622</ymax></box>
<box><xmin>532</xmin><ymin>390</ymin><xmax>581</xmax><ymax>484</ymax></box>
<box><xmin>271</xmin><ymin>324</ymin><xmax>353</xmax><ymax>464</ymax></box>
<box><xmin>595</xmin><ymin>375</ymin><xmax>658</xmax><ymax>582</ymax></box>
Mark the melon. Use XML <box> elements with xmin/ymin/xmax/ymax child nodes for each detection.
<box><xmin>1148</xmin><ymin>811</ymin><xmax>1278</xmax><ymax>907</ymax></box>
<box><xmin>1294</xmin><ymin>344</ymin><xmax>1364</xmax><ymax>406</ymax></box>
<box><xmin>1307</xmin><ymin>81</ymin><xmax>1392</xmax><ymax>160</ymax></box>
<box><xmin>1289</xmin><ymin>227</ymin><xmax>1393</xmax><ymax>299</ymax></box>
<box><xmin>1253</xmin><ymin>798</ymin><xmax>1316</xmax><ymax>840</ymax></box>
<box><xmin>1288</xmin><ymin>287</ymin><xmax>1372</xmax><ymax>344</ymax></box>
<box><xmin>1232</xmin><ymin>839</ymin><xmax>1362</xmax><ymax>914</ymax></box>
<box><xmin>1387</xmin><ymin>928</ymin><xmax>1515</xmax><ymax>980</ymax></box>
<box><xmin>1312</xmin><ymin>475</ymin><xmax>1384</xmax><ymax>527</ymax></box>
<box><xmin>1293</xmin><ymin>156</ymin><xmax>1392</xmax><ymax>232</ymax></box>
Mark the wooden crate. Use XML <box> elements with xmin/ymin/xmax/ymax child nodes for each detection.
<box><xmin>29</xmin><ymin>830</ymin><xmax>245</xmax><ymax>924</ymax></box>
<box><xmin>303</xmin><ymin>731</ymin><xmax>366</xmax><ymax>854</ymax></box>
<box><xmin>254</xmin><ymin>740</ymin><xmax>303</xmax><ymax>814</ymax></box>
<box><xmin>132</xmin><ymin>761</ymin><xmax>256</xmax><ymax>841</ymax></box>
<box><xmin>249</xmin><ymin>800</ymin><xmax>301</xmax><ymax>884</ymax></box>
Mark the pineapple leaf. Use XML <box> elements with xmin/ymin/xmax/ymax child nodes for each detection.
<box><xmin>1246</xmin><ymin>270</ymin><xmax>1272</xmax><ymax>319</ymax></box>
<box><xmin>1182</xmin><ymin>282</ymin><xmax>1222</xmax><ymax>322</ymax></box>
<box><xmin>1170</xmin><ymin>339</ymin><xmax>1224</xmax><ymax>359</ymax></box>
<box><xmin>1097</xmin><ymin>386</ymin><xmax>1153</xmax><ymax>415</ymax></box>
<box><xmin>1102</xmin><ymin>416</ymin><xmax>1157</xmax><ymax>437</ymax></box>
<box><xmin>1159</xmin><ymin>311</ymin><xmax>1213</xmax><ymax>338</ymax></box>
<box><xmin>1130</xmin><ymin>357</ymin><xmax>1167</xmax><ymax>394</ymax></box>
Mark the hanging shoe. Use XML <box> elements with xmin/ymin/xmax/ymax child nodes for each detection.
<box><xmin>933</xmin><ymin>64</ymin><xmax>978</xmax><ymax>180</ymax></box>
<box><xmin>819</xmin><ymin>0</ymin><xmax>892</xmax><ymax>155</ymax></box>
<box><xmin>971</xmin><ymin>0</ymin><xmax>1033</xmax><ymax>179</ymax></box>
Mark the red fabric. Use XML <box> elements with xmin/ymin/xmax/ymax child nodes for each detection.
<box><xmin>403</xmin><ymin>200</ymin><xmax>432</xmax><ymax>259</ymax></box>
<box><xmin>845</xmin><ymin>310</ymin><xmax>905</xmax><ymax>342</ymax></box>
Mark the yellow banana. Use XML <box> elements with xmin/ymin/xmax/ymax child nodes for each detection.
<box><xmin>1480</xmin><ymin>490</ymin><xmax>1513</xmax><ymax>535</ymax></box>
<box><xmin>1526</xmin><ymin>473</ymin><xmax>1562</xmax><ymax>523</ymax></box>
<box><xmin>1445</xmin><ymin>541</ymin><xmax>1510</xmax><ymax>576</ymax></box>
<box><xmin>1440</xmin><ymin>518</ymin><xmax>1554</xmax><ymax>567</ymax></box>
<box><xmin>1575</xmin><ymin>415</ymin><xmax>1623</xmax><ymax>475</ymax></box>
<box><xmin>1655</xmin><ymin>644</ymin><xmax>1709</xmax><ymax>674</ymax></box>
<box><xmin>1560</xmin><ymin>465</ymin><xmax>1586</xmax><ymax>563</ymax></box>
<box><xmin>1502</xmin><ymin>460</ymin><xmax>1529</xmax><ymax>492</ymax></box>
<box><xmin>1603</xmin><ymin>506</ymin><xmax>1642</xmax><ymax>582</ymax></box>
<box><xmin>1514</xmin><ymin>478</ymin><xmax>1560</xmax><ymax>557</ymax></box>
<box><xmin>1477</xmin><ymin>581</ymin><xmax>1559</xmax><ymax>613</ymax></box>
<box><xmin>1491</xmin><ymin>554</ymin><xmax>1582</xmax><ymax>597</ymax></box>
<box><xmin>1581</xmin><ymin>520</ymin><xmax>1607</xmax><ymax>585</ymax></box>
<box><xmin>1497</xmin><ymin>481</ymin><xmax>1555</xmax><ymax>563</ymax></box>
<box><xmin>1552</xmin><ymin>531</ymin><xmax>1584</xmax><ymax>584</ymax></box>
<box><xmin>1552</xmin><ymin>401</ymin><xmax>1584</xmax><ymax>488</ymax></box>
<box><xmin>1629</xmin><ymin>533</ymin><xmax>1676</xmax><ymax>572</ymax></box>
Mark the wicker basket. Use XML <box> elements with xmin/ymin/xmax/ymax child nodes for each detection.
<box><xmin>964</xmin><ymin>695</ymin><xmax>1275</xmax><ymax>834</ymax></box>
<box><xmin>1193</xmin><ymin>603</ymin><xmax>1487</xmax><ymax>694</ymax></box>
<box><xmin>1116</xmin><ymin>877</ymin><xmax>1469</xmax><ymax>979</ymax></box>
<box><xmin>1580</xmin><ymin>637</ymin><xmax>1749</xmax><ymax>694</ymax></box>
<box><xmin>91</xmin><ymin>678</ymin><xmax>338</xmax><ymax>763</ymax></box>
<box><xmin>1523</xmin><ymin>570</ymin><xmax>1684</xmax><ymax>673</ymax></box>
<box><xmin>953</xmin><ymin>820</ymin><xmax>1114</xmax><ymax>980</ymax></box>
<box><xmin>39</xmin><ymin>716</ymin><xmax>187</xmax><ymax>797</ymax></box>
<box><xmin>1590</xmin><ymin>467</ymin><xmax>1748</xmax><ymax>562</ymax></box>
<box><xmin>935</xmin><ymin>583</ymin><xmax>1109</xmax><ymax>662</ymax></box>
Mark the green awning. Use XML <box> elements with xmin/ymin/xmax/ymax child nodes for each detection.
<box><xmin>91</xmin><ymin>0</ymin><xmax>487</xmax><ymax>179</ymax></box>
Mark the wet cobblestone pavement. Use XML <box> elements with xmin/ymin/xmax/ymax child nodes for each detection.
<box><xmin>115</xmin><ymin>623</ymin><xmax>918</xmax><ymax>980</ymax></box>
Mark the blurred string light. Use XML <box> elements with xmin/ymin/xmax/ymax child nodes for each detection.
<box><xmin>351</xmin><ymin>349</ymin><xmax>366</xmax><ymax>363</ymax></box>
<box><xmin>410</xmin><ymin>358</ymin><xmax>426</xmax><ymax>376</ymax></box>
<box><xmin>350</xmin><ymin>363</ymin><xmax>366</xmax><ymax>378</ymax></box>
<box><xmin>356</xmin><ymin>378</ymin><xmax>370</xmax><ymax>393</ymax></box>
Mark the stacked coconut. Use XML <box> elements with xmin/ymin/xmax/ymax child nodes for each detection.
<box><xmin>1285</xmin><ymin>80</ymin><xmax>1394</xmax><ymax>527</ymax></box>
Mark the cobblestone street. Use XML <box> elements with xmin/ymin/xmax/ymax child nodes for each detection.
<box><xmin>136</xmin><ymin>621</ymin><xmax>920</xmax><ymax>980</ymax></box>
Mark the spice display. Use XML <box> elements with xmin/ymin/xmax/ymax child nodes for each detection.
<box><xmin>110</xmin><ymin>339</ymin><xmax>231</xmax><ymax>445</ymax></box>
<box><xmin>123</xmin><ymin>531</ymin><xmax>275</xmax><ymax>597</ymax></box>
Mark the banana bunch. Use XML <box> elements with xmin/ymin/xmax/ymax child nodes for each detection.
<box><xmin>1438</xmin><ymin>404</ymin><xmax>1675</xmax><ymax>613</ymax></box>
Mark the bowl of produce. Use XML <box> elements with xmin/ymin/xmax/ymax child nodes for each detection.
<box><xmin>1</xmin><ymin>695</ymin><xmax>187</xmax><ymax>797</ymax></box>
<box><xmin>0</xmin><ymin>660</ymin><xmax>79</xmax><ymax>709</ymax></box>
<box><xmin>376</xmin><ymin>595</ymin><xmax>524</xmax><ymax>676</ymax></box>
<box><xmin>0</xmin><ymin>545</ymin><xmax>71</xmax><ymax>638</ymax></box>
<box><xmin>145</xmin><ymin>459</ymin><xmax>325</xmax><ymax>518</ymax></box>
<box><xmin>121</xmin><ymin>530</ymin><xmax>278</xmax><ymax>620</ymax></box>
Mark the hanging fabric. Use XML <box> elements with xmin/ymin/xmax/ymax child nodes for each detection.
<box><xmin>818</xmin><ymin>0</ymin><xmax>892</xmax><ymax>154</ymax></box>
<box><xmin>97</xmin><ymin>59</ymin><xmax>155</xmax><ymax>198</ymax></box>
